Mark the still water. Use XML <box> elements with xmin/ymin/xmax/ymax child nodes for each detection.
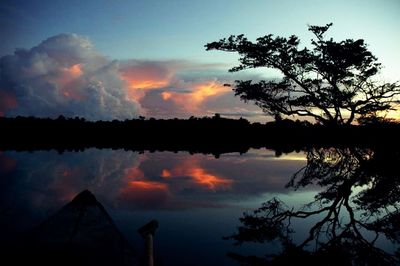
<box><xmin>0</xmin><ymin>148</ymin><xmax>398</xmax><ymax>265</ymax></box>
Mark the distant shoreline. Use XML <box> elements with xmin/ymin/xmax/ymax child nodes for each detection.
<box><xmin>1</xmin><ymin>116</ymin><xmax>399</xmax><ymax>156</ymax></box>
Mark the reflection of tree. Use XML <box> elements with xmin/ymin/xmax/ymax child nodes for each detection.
<box><xmin>226</xmin><ymin>148</ymin><xmax>400</xmax><ymax>265</ymax></box>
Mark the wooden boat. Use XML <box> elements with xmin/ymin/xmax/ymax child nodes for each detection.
<box><xmin>9</xmin><ymin>190</ymin><xmax>139</xmax><ymax>266</ymax></box>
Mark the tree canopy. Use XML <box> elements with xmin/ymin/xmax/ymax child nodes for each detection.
<box><xmin>206</xmin><ymin>24</ymin><xmax>400</xmax><ymax>125</ymax></box>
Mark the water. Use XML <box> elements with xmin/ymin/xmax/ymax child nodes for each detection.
<box><xmin>0</xmin><ymin>148</ymin><xmax>398</xmax><ymax>265</ymax></box>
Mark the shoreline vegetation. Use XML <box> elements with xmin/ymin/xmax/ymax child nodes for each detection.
<box><xmin>1</xmin><ymin>115</ymin><xmax>399</xmax><ymax>156</ymax></box>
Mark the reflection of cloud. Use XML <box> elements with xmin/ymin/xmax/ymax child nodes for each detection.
<box><xmin>0</xmin><ymin>151</ymin><xmax>17</xmax><ymax>174</ymax></box>
<box><xmin>191</xmin><ymin>167</ymin><xmax>232</xmax><ymax>190</ymax></box>
<box><xmin>117</xmin><ymin>160</ymin><xmax>173</xmax><ymax>209</ymax></box>
<box><xmin>116</xmin><ymin>154</ymin><xmax>233</xmax><ymax>209</ymax></box>
<box><xmin>160</xmin><ymin>156</ymin><xmax>233</xmax><ymax>191</ymax></box>
<box><xmin>161</xmin><ymin>169</ymin><xmax>172</xmax><ymax>177</ymax></box>
<box><xmin>129</xmin><ymin>181</ymin><xmax>168</xmax><ymax>190</ymax></box>
<box><xmin>118</xmin><ymin>181</ymin><xmax>171</xmax><ymax>210</ymax></box>
<box><xmin>0</xmin><ymin>150</ymin><xmax>306</xmax><ymax>216</ymax></box>
<box><xmin>124</xmin><ymin>165</ymin><xmax>145</xmax><ymax>179</ymax></box>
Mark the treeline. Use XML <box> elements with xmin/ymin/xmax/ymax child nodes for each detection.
<box><xmin>1</xmin><ymin>115</ymin><xmax>399</xmax><ymax>156</ymax></box>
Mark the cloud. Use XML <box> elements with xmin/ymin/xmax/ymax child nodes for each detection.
<box><xmin>159</xmin><ymin>80</ymin><xmax>231</xmax><ymax>113</ymax></box>
<box><xmin>0</xmin><ymin>33</ymin><xmax>140</xmax><ymax>120</ymax></box>
<box><xmin>0</xmin><ymin>90</ymin><xmax>18</xmax><ymax>116</ymax></box>
<box><xmin>119</xmin><ymin>61</ymin><xmax>175</xmax><ymax>101</ymax></box>
<box><xmin>0</xmin><ymin>33</ymin><xmax>267</xmax><ymax>120</ymax></box>
<box><xmin>118</xmin><ymin>60</ymin><xmax>237</xmax><ymax>117</ymax></box>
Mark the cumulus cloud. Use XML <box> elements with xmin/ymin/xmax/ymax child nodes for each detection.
<box><xmin>0</xmin><ymin>33</ymin><xmax>267</xmax><ymax>120</ymax></box>
<box><xmin>0</xmin><ymin>33</ymin><xmax>140</xmax><ymax>120</ymax></box>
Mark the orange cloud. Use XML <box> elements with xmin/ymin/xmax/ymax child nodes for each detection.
<box><xmin>161</xmin><ymin>81</ymin><xmax>230</xmax><ymax>112</ymax></box>
<box><xmin>161</xmin><ymin>169</ymin><xmax>172</xmax><ymax>177</ymax></box>
<box><xmin>116</xmin><ymin>154</ymin><xmax>234</xmax><ymax>209</ymax></box>
<box><xmin>120</xmin><ymin>64</ymin><xmax>173</xmax><ymax>101</ymax></box>
<box><xmin>119</xmin><ymin>63</ymin><xmax>230</xmax><ymax>111</ymax></box>
<box><xmin>123</xmin><ymin>164</ymin><xmax>169</xmax><ymax>193</ymax></box>
<box><xmin>190</xmin><ymin>167</ymin><xmax>232</xmax><ymax>190</ymax></box>
<box><xmin>119</xmin><ymin>165</ymin><xmax>170</xmax><ymax>207</ymax></box>
<box><xmin>68</xmin><ymin>63</ymin><xmax>83</xmax><ymax>76</ymax></box>
<box><xmin>160</xmin><ymin>156</ymin><xmax>233</xmax><ymax>191</ymax></box>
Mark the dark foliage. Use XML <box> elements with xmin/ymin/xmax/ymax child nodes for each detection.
<box><xmin>1</xmin><ymin>116</ymin><xmax>399</xmax><ymax>157</ymax></box>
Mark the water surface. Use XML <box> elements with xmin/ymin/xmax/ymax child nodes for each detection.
<box><xmin>0</xmin><ymin>148</ymin><xmax>397</xmax><ymax>265</ymax></box>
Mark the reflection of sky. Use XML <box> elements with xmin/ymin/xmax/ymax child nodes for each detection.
<box><xmin>1</xmin><ymin>148</ymin><xmax>397</xmax><ymax>264</ymax></box>
<box><xmin>0</xmin><ymin>148</ymin><xmax>307</xmax><ymax>265</ymax></box>
<box><xmin>0</xmin><ymin>149</ymin><xmax>307</xmax><ymax>213</ymax></box>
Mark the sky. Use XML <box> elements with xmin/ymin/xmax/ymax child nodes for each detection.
<box><xmin>1</xmin><ymin>0</ymin><xmax>399</xmax><ymax>121</ymax></box>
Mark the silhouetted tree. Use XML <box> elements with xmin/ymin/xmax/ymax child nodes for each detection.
<box><xmin>225</xmin><ymin>147</ymin><xmax>400</xmax><ymax>265</ymax></box>
<box><xmin>206</xmin><ymin>24</ymin><xmax>400</xmax><ymax>125</ymax></box>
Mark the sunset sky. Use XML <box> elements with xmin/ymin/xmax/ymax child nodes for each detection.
<box><xmin>1</xmin><ymin>0</ymin><xmax>399</xmax><ymax>121</ymax></box>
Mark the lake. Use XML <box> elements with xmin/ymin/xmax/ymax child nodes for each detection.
<box><xmin>0</xmin><ymin>148</ymin><xmax>398</xmax><ymax>265</ymax></box>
